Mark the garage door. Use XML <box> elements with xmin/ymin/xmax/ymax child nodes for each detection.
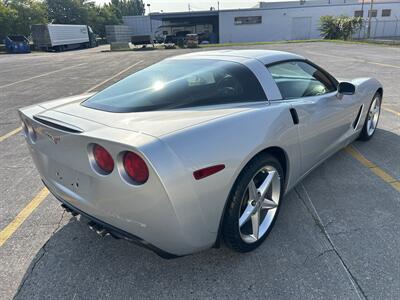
<box><xmin>291</xmin><ymin>17</ymin><xmax>312</xmax><ymax>40</ymax></box>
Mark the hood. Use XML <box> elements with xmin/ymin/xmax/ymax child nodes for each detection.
<box><xmin>36</xmin><ymin>94</ymin><xmax>253</xmax><ymax>137</ymax></box>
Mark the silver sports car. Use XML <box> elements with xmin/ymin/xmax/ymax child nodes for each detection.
<box><xmin>19</xmin><ymin>50</ymin><xmax>382</xmax><ymax>258</ymax></box>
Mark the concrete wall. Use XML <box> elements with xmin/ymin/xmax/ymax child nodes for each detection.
<box><xmin>219</xmin><ymin>3</ymin><xmax>400</xmax><ymax>43</ymax></box>
<box><xmin>105</xmin><ymin>25</ymin><xmax>133</xmax><ymax>43</ymax></box>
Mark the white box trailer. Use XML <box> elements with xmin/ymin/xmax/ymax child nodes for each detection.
<box><xmin>32</xmin><ymin>24</ymin><xmax>97</xmax><ymax>51</ymax></box>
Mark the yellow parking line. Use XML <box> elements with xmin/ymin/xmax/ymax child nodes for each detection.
<box><xmin>0</xmin><ymin>127</ymin><xmax>22</xmax><ymax>142</ymax></box>
<box><xmin>382</xmin><ymin>107</ymin><xmax>400</xmax><ymax>117</ymax></box>
<box><xmin>0</xmin><ymin>188</ymin><xmax>49</xmax><ymax>247</ymax></box>
<box><xmin>345</xmin><ymin>146</ymin><xmax>400</xmax><ymax>192</ymax></box>
<box><xmin>0</xmin><ymin>60</ymin><xmax>143</xmax><ymax>143</ymax></box>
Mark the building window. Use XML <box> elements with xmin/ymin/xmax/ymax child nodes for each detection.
<box><xmin>382</xmin><ymin>9</ymin><xmax>391</xmax><ymax>17</ymax></box>
<box><xmin>368</xmin><ymin>10</ymin><xmax>377</xmax><ymax>18</ymax></box>
<box><xmin>234</xmin><ymin>16</ymin><xmax>262</xmax><ymax>25</ymax></box>
<box><xmin>354</xmin><ymin>10</ymin><xmax>363</xmax><ymax>17</ymax></box>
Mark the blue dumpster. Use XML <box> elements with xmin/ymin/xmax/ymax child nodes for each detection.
<box><xmin>5</xmin><ymin>35</ymin><xmax>31</xmax><ymax>54</ymax></box>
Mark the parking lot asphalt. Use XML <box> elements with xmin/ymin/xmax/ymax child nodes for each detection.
<box><xmin>0</xmin><ymin>42</ymin><xmax>399</xmax><ymax>299</ymax></box>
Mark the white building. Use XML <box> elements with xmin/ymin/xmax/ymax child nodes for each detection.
<box><xmin>219</xmin><ymin>0</ymin><xmax>400</xmax><ymax>43</ymax></box>
<box><xmin>123</xmin><ymin>0</ymin><xmax>400</xmax><ymax>43</ymax></box>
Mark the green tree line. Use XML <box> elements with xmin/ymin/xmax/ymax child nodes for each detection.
<box><xmin>1</xmin><ymin>0</ymin><xmax>145</xmax><ymax>40</ymax></box>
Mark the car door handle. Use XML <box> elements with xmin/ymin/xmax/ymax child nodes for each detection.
<box><xmin>289</xmin><ymin>108</ymin><xmax>299</xmax><ymax>125</ymax></box>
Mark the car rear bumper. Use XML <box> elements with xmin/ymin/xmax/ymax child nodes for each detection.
<box><xmin>47</xmin><ymin>182</ymin><xmax>179</xmax><ymax>259</ymax></box>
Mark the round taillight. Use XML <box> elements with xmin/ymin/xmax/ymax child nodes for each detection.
<box><xmin>93</xmin><ymin>144</ymin><xmax>114</xmax><ymax>174</ymax></box>
<box><xmin>123</xmin><ymin>152</ymin><xmax>149</xmax><ymax>184</ymax></box>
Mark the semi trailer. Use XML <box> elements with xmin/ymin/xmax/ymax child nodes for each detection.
<box><xmin>31</xmin><ymin>24</ymin><xmax>97</xmax><ymax>52</ymax></box>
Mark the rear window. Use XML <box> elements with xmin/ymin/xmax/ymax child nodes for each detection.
<box><xmin>82</xmin><ymin>59</ymin><xmax>266</xmax><ymax>112</ymax></box>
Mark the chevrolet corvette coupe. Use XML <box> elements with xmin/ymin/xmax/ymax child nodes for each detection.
<box><xmin>19</xmin><ymin>50</ymin><xmax>382</xmax><ymax>258</ymax></box>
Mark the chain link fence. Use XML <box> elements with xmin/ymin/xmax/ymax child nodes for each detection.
<box><xmin>355</xmin><ymin>18</ymin><xmax>400</xmax><ymax>40</ymax></box>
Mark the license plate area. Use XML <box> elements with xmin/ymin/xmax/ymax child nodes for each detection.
<box><xmin>49</xmin><ymin>161</ymin><xmax>90</xmax><ymax>196</ymax></box>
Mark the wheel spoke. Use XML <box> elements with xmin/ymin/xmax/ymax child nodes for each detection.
<box><xmin>258</xmin><ymin>171</ymin><xmax>276</xmax><ymax>198</ymax></box>
<box><xmin>251</xmin><ymin>208</ymin><xmax>260</xmax><ymax>239</ymax></box>
<box><xmin>262</xmin><ymin>198</ymin><xmax>278</xmax><ymax>209</ymax></box>
<box><xmin>239</xmin><ymin>203</ymin><xmax>255</xmax><ymax>228</ymax></box>
<box><xmin>248</xmin><ymin>180</ymin><xmax>258</xmax><ymax>202</ymax></box>
<box><xmin>372</xmin><ymin>107</ymin><xmax>379</xmax><ymax>115</ymax></box>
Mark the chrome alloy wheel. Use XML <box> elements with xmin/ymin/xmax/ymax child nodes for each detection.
<box><xmin>238</xmin><ymin>165</ymin><xmax>281</xmax><ymax>243</ymax></box>
<box><xmin>367</xmin><ymin>96</ymin><xmax>381</xmax><ymax>136</ymax></box>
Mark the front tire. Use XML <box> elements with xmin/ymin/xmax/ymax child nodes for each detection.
<box><xmin>358</xmin><ymin>92</ymin><xmax>381</xmax><ymax>141</ymax></box>
<box><xmin>223</xmin><ymin>154</ymin><xmax>284</xmax><ymax>253</ymax></box>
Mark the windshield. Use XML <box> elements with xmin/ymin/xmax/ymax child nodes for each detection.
<box><xmin>82</xmin><ymin>59</ymin><xmax>266</xmax><ymax>112</ymax></box>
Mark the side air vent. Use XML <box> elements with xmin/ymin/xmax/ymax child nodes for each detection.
<box><xmin>352</xmin><ymin>105</ymin><xmax>364</xmax><ymax>129</ymax></box>
<box><xmin>33</xmin><ymin>115</ymin><xmax>83</xmax><ymax>133</ymax></box>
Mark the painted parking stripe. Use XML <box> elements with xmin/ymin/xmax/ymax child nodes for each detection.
<box><xmin>0</xmin><ymin>188</ymin><xmax>49</xmax><ymax>247</ymax></box>
<box><xmin>0</xmin><ymin>127</ymin><xmax>22</xmax><ymax>142</ymax></box>
<box><xmin>382</xmin><ymin>107</ymin><xmax>400</xmax><ymax>117</ymax></box>
<box><xmin>0</xmin><ymin>60</ymin><xmax>143</xmax><ymax>143</ymax></box>
<box><xmin>0</xmin><ymin>63</ymin><xmax>87</xmax><ymax>89</ymax></box>
<box><xmin>345</xmin><ymin>146</ymin><xmax>400</xmax><ymax>192</ymax></box>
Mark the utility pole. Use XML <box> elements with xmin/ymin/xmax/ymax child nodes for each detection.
<box><xmin>361</xmin><ymin>0</ymin><xmax>365</xmax><ymax>16</ymax></box>
<box><xmin>188</xmin><ymin>3</ymin><xmax>191</xmax><ymax>11</ymax></box>
<box><xmin>147</xmin><ymin>4</ymin><xmax>152</xmax><ymax>41</ymax></box>
<box><xmin>218</xmin><ymin>1</ymin><xmax>220</xmax><ymax>11</ymax></box>
<box><xmin>367</xmin><ymin>0</ymin><xmax>374</xmax><ymax>38</ymax></box>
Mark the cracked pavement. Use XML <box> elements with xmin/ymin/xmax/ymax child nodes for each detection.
<box><xmin>1</xmin><ymin>42</ymin><xmax>400</xmax><ymax>299</ymax></box>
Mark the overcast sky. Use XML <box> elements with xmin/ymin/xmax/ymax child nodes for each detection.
<box><xmin>94</xmin><ymin>1</ymin><xmax>275</xmax><ymax>13</ymax></box>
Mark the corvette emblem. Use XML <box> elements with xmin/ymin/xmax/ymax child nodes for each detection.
<box><xmin>45</xmin><ymin>132</ymin><xmax>61</xmax><ymax>144</ymax></box>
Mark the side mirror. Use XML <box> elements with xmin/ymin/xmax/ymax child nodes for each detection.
<box><xmin>338</xmin><ymin>82</ymin><xmax>356</xmax><ymax>95</ymax></box>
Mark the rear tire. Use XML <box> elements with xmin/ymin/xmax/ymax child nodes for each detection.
<box><xmin>223</xmin><ymin>154</ymin><xmax>284</xmax><ymax>253</ymax></box>
<box><xmin>358</xmin><ymin>92</ymin><xmax>382</xmax><ymax>141</ymax></box>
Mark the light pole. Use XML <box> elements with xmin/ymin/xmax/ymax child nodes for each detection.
<box><xmin>367</xmin><ymin>0</ymin><xmax>374</xmax><ymax>39</ymax></box>
<box><xmin>147</xmin><ymin>4</ymin><xmax>153</xmax><ymax>40</ymax></box>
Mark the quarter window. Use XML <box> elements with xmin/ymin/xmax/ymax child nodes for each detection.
<box><xmin>267</xmin><ymin>61</ymin><xmax>337</xmax><ymax>100</ymax></box>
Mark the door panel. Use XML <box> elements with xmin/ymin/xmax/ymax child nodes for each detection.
<box><xmin>291</xmin><ymin>93</ymin><xmax>359</xmax><ymax>173</ymax></box>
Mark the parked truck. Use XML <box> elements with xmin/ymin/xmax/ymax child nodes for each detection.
<box><xmin>31</xmin><ymin>24</ymin><xmax>97</xmax><ymax>52</ymax></box>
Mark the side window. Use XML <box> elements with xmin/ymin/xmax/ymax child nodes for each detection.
<box><xmin>267</xmin><ymin>61</ymin><xmax>337</xmax><ymax>100</ymax></box>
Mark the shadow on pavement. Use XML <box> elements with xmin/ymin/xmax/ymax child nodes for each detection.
<box><xmin>13</xmin><ymin>188</ymin><xmax>358</xmax><ymax>299</ymax></box>
<box><xmin>14</xmin><ymin>129</ymin><xmax>399</xmax><ymax>300</ymax></box>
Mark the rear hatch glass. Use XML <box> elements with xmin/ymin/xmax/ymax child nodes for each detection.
<box><xmin>82</xmin><ymin>59</ymin><xmax>266</xmax><ymax>112</ymax></box>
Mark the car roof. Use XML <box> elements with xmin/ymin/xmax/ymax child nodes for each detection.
<box><xmin>170</xmin><ymin>49</ymin><xmax>305</xmax><ymax>65</ymax></box>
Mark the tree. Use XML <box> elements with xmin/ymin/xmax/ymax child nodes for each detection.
<box><xmin>46</xmin><ymin>0</ymin><xmax>88</xmax><ymax>24</ymax></box>
<box><xmin>0</xmin><ymin>2</ymin><xmax>17</xmax><ymax>39</ymax></box>
<box><xmin>109</xmin><ymin>0</ymin><xmax>144</xmax><ymax>20</ymax></box>
<box><xmin>7</xmin><ymin>0</ymin><xmax>47</xmax><ymax>36</ymax></box>
<box><xmin>0</xmin><ymin>0</ymin><xmax>145</xmax><ymax>41</ymax></box>
<box><xmin>87</xmin><ymin>3</ymin><xmax>121</xmax><ymax>39</ymax></box>
<box><xmin>319</xmin><ymin>15</ymin><xmax>363</xmax><ymax>40</ymax></box>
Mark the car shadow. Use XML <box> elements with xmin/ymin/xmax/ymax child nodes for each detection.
<box><xmin>14</xmin><ymin>188</ymin><xmax>353</xmax><ymax>299</ymax></box>
<box><xmin>14</xmin><ymin>129</ymin><xmax>399</xmax><ymax>300</ymax></box>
